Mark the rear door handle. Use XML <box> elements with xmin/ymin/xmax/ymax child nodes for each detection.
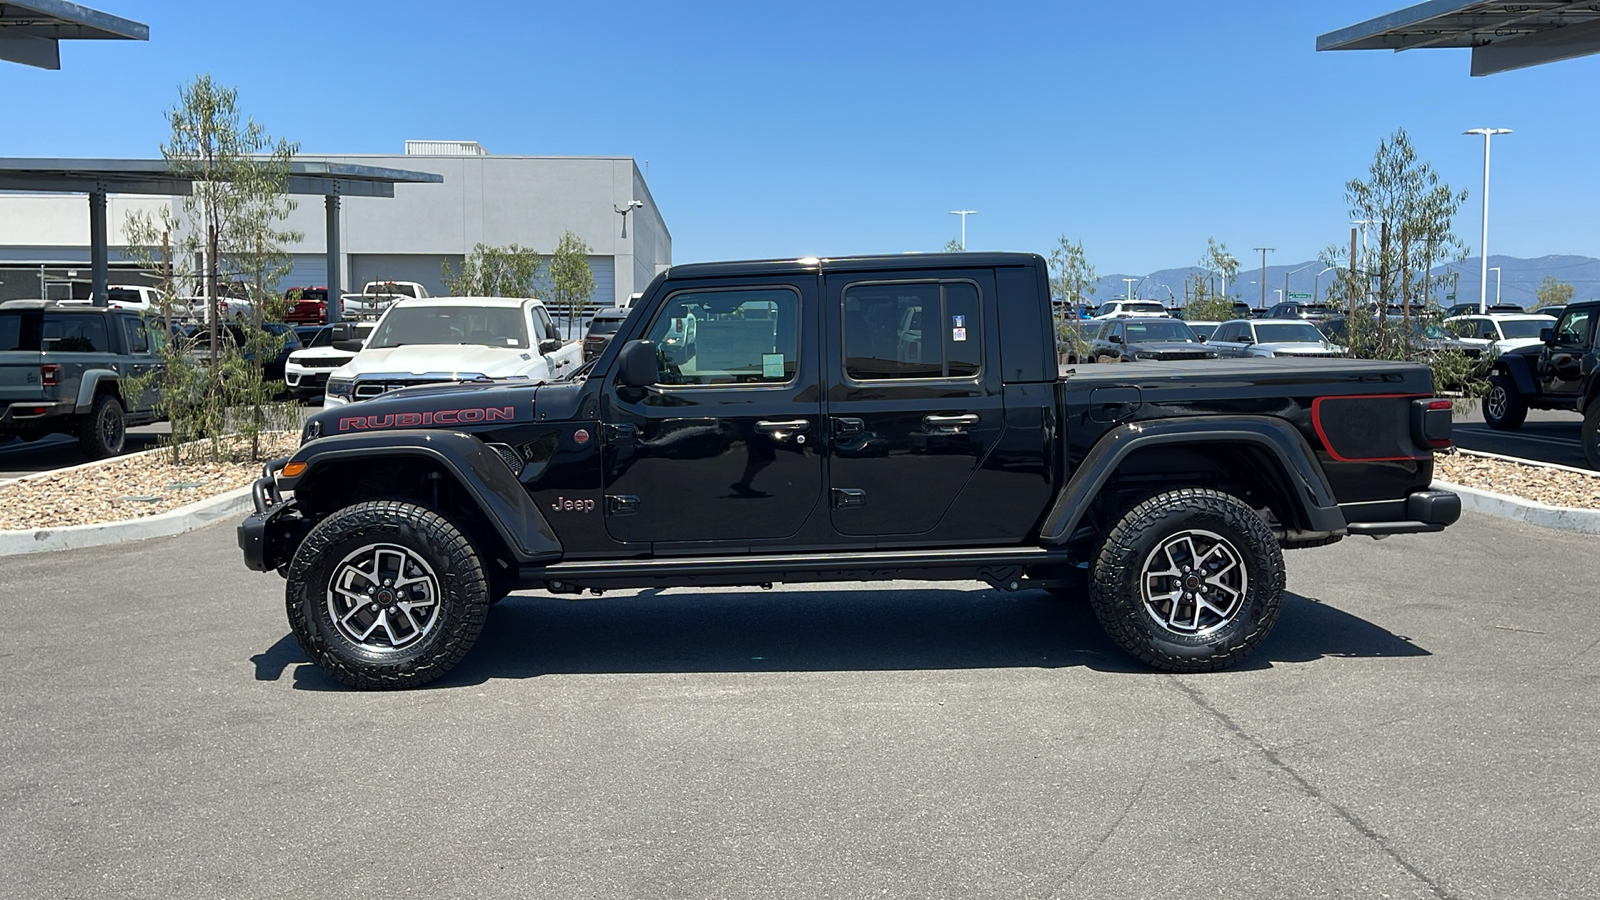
<box><xmin>923</xmin><ymin>413</ymin><xmax>979</xmax><ymax>429</ymax></box>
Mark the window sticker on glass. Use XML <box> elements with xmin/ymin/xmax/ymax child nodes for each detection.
<box><xmin>762</xmin><ymin>353</ymin><xmax>786</xmax><ymax>379</ymax></box>
<box><xmin>952</xmin><ymin>327</ymin><xmax>968</xmax><ymax>342</ymax></box>
<box><xmin>952</xmin><ymin>315</ymin><xmax>965</xmax><ymax>328</ymax></box>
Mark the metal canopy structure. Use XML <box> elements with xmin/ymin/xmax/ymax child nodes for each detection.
<box><xmin>0</xmin><ymin>0</ymin><xmax>147</xmax><ymax>69</ymax></box>
<box><xmin>1318</xmin><ymin>1</ymin><xmax>1600</xmax><ymax>76</ymax></box>
<box><xmin>0</xmin><ymin>158</ymin><xmax>444</xmax><ymax>319</ymax></box>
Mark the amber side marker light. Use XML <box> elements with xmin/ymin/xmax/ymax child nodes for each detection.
<box><xmin>281</xmin><ymin>462</ymin><xmax>307</xmax><ymax>478</ymax></box>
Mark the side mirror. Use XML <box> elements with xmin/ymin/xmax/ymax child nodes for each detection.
<box><xmin>539</xmin><ymin>338</ymin><xmax>563</xmax><ymax>354</ymax></box>
<box><xmin>1108</xmin><ymin>334</ymin><xmax>1123</xmax><ymax>344</ymax></box>
<box><xmin>1481</xmin><ymin>332</ymin><xmax>1496</xmax><ymax>341</ymax></box>
<box><xmin>617</xmin><ymin>339</ymin><xmax>658</xmax><ymax>388</ymax></box>
<box><xmin>1196</xmin><ymin>334</ymin><xmax>1207</xmax><ymax>342</ymax></box>
<box><xmin>1540</xmin><ymin>327</ymin><xmax>1554</xmax><ymax>343</ymax></box>
<box><xmin>329</xmin><ymin>322</ymin><xmax>355</xmax><ymax>341</ymax></box>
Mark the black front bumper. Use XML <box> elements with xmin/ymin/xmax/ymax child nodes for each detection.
<box><xmin>1344</xmin><ymin>488</ymin><xmax>1462</xmax><ymax>536</ymax></box>
<box><xmin>237</xmin><ymin>459</ymin><xmax>307</xmax><ymax>572</ymax></box>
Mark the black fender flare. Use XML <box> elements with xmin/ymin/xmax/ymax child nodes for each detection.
<box><xmin>1494</xmin><ymin>353</ymin><xmax>1538</xmax><ymax>395</ymax></box>
<box><xmin>278</xmin><ymin>430</ymin><xmax>562</xmax><ymax>563</ymax></box>
<box><xmin>1037</xmin><ymin>415</ymin><xmax>1346</xmax><ymax>546</ymax></box>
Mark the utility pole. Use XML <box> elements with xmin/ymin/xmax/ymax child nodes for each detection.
<box><xmin>1253</xmin><ymin>247</ymin><xmax>1274</xmax><ymax>309</ymax></box>
<box><xmin>948</xmin><ymin>210</ymin><xmax>977</xmax><ymax>250</ymax></box>
<box><xmin>1348</xmin><ymin>228</ymin><xmax>1358</xmax><ymax>322</ymax></box>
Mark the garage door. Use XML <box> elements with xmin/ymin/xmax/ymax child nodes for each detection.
<box><xmin>350</xmin><ymin>254</ymin><xmax>462</xmax><ymax>298</ymax></box>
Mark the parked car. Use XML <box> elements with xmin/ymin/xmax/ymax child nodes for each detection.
<box><xmin>1091</xmin><ymin>300</ymin><xmax>1168</xmax><ymax>319</ymax></box>
<box><xmin>1532</xmin><ymin>304</ymin><xmax>1567</xmax><ymax>322</ymax></box>
<box><xmin>0</xmin><ymin>300</ymin><xmax>163</xmax><ymax>457</ymax></box>
<box><xmin>1477</xmin><ymin>301</ymin><xmax>1600</xmax><ymax>463</ymax></box>
<box><xmin>1320</xmin><ymin>315</ymin><xmax>1480</xmax><ymax>357</ymax></box>
<box><xmin>1087</xmin><ymin>317</ymin><xmax>1217</xmax><ymax>362</ymax></box>
<box><xmin>285</xmin><ymin>322</ymin><xmax>375</xmax><ymax>399</ymax></box>
<box><xmin>187</xmin><ymin>322</ymin><xmax>303</xmax><ymax>381</ymax></box>
<box><xmin>1185</xmin><ymin>320</ymin><xmax>1221</xmax><ymax>341</ymax></box>
<box><xmin>1265</xmin><ymin>301</ymin><xmax>1336</xmax><ymax>321</ymax></box>
<box><xmin>238</xmin><ymin>250</ymin><xmax>1461</xmax><ymax>689</ymax></box>
<box><xmin>1445</xmin><ymin>302</ymin><xmax>1524</xmax><ymax>318</ymax></box>
<box><xmin>283</xmin><ymin>287</ymin><xmax>332</xmax><ymax>325</ymax></box>
<box><xmin>582</xmin><ymin>306</ymin><xmax>632</xmax><ymax>361</ymax></box>
<box><xmin>1442</xmin><ymin>312</ymin><xmax>1556</xmax><ymax>357</ymax></box>
<box><xmin>324</xmin><ymin>296</ymin><xmax>581</xmax><ymax>406</ymax></box>
<box><xmin>1206</xmin><ymin>319</ymin><xmax>1347</xmax><ymax>358</ymax></box>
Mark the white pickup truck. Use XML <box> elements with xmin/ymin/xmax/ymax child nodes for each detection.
<box><xmin>340</xmin><ymin>281</ymin><xmax>430</xmax><ymax>320</ymax></box>
<box><xmin>323</xmin><ymin>296</ymin><xmax>582</xmax><ymax>406</ymax></box>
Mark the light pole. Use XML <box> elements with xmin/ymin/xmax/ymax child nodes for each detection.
<box><xmin>948</xmin><ymin>210</ymin><xmax>977</xmax><ymax>250</ymax></box>
<box><xmin>1122</xmin><ymin>277</ymin><xmax>1138</xmax><ymax>301</ymax></box>
<box><xmin>1490</xmin><ymin>266</ymin><xmax>1502</xmax><ymax>306</ymax></box>
<box><xmin>1464</xmin><ymin>127</ymin><xmax>1512</xmax><ymax>314</ymax></box>
<box><xmin>1314</xmin><ymin>266</ymin><xmax>1336</xmax><ymax>303</ymax></box>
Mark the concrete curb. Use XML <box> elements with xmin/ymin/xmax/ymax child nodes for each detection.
<box><xmin>0</xmin><ymin>485</ymin><xmax>253</xmax><ymax>557</ymax></box>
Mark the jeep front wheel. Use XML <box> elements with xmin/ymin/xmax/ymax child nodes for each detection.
<box><xmin>1483</xmin><ymin>374</ymin><xmax>1527</xmax><ymax>431</ymax></box>
<box><xmin>285</xmin><ymin>500</ymin><xmax>490</xmax><ymax>689</ymax></box>
<box><xmin>1583</xmin><ymin>402</ymin><xmax>1600</xmax><ymax>470</ymax></box>
<box><xmin>1089</xmin><ymin>488</ymin><xmax>1285</xmax><ymax>672</ymax></box>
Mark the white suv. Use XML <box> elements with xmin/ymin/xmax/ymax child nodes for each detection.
<box><xmin>324</xmin><ymin>296</ymin><xmax>582</xmax><ymax>406</ymax></box>
<box><xmin>1092</xmin><ymin>300</ymin><xmax>1169</xmax><ymax>319</ymax></box>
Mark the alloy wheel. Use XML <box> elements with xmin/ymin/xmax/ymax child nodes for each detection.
<box><xmin>1138</xmin><ymin>528</ymin><xmax>1249</xmax><ymax>636</ymax></box>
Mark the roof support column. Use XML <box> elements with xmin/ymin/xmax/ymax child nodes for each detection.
<box><xmin>325</xmin><ymin>189</ymin><xmax>342</xmax><ymax>324</ymax></box>
<box><xmin>89</xmin><ymin>186</ymin><xmax>108</xmax><ymax>306</ymax></box>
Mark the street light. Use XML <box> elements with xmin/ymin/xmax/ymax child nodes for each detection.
<box><xmin>1314</xmin><ymin>265</ymin><xmax>1336</xmax><ymax>303</ymax></box>
<box><xmin>1464</xmin><ymin>127</ymin><xmax>1512</xmax><ymax>314</ymax></box>
<box><xmin>949</xmin><ymin>210</ymin><xmax>977</xmax><ymax>250</ymax></box>
<box><xmin>1489</xmin><ymin>266</ymin><xmax>1502</xmax><ymax>306</ymax></box>
<box><xmin>1122</xmin><ymin>277</ymin><xmax>1138</xmax><ymax>301</ymax></box>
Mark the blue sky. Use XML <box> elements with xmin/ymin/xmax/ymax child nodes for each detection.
<box><xmin>4</xmin><ymin>0</ymin><xmax>1596</xmax><ymax>274</ymax></box>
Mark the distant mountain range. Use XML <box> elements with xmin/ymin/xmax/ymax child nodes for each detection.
<box><xmin>1088</xmin><ymin>254</ymin><xmax>1600</xmax><ymax>310</ymax></box>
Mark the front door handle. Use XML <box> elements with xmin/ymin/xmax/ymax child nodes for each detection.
<box><xmin>756</xmin><ymin>419</ymin><xmax>811</xmax><ymax>442</ymax></box>
<box><xmin>923</xmin><ymin>413</ymin><xmax>979</xmax><ymax>429</ymax></box>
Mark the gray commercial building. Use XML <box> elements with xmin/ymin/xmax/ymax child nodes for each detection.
<box><xmin>0</xmin><ymin>140</ymin><xmax>671</xmax><ymax>307</ymax></box>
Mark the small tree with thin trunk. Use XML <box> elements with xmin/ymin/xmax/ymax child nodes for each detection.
<box><xmin>544</xmin><ymin>231</ymin><xmax>595</xmax><ymax>338</ymax></box>
<box><xmin>442</xmin><ymin>243</ymin><xmax>542</xmax><ymax>297</ymax></box>
<box><xmin>1047</xmin><ymin>236</ymin><xmax>1097</xmax><ymax>363</ymax></box>
<box><xmin>1534</xmin><ymin>276</ymin><xmax>1574</xmax><ymax>311</ymax></box>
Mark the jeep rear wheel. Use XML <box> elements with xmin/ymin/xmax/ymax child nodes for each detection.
<box><xmin>285</xmin><ymin>500</ymin><xmax>490</xmax><ymax>689</ymax></box>
<box><xmin>1089</xmin><ymin>488</ymin><xmax>1285</xmax><ymax>672</ymax></box>
<box><xmin>1483</xmin><ymin>375</ymin><xmax>1527</xmax><ymax>431</ymax></box>
<box><xmin>76</xmin><ymin>394</ymin><xmax>125</xmax><ymax>459</ymax></box>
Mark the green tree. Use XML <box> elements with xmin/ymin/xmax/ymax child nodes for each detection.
<box><xmin>123</xmin><ymin>74</ymin><xmax>301</xmax><ymax>462</ymax></box>
<box><xmin>1534</xmin><ymin>275</ymin><xmax>1575</xmax><ymax>310</ymax></box>
<box><xmin>1047</xmin><ymin>236</ymin><xmax>1097</xmax><ymax>363</ymax></box>
<box><xmin>544</xmin><ymin>230</ymin><xmax>596</xmax><ymax>337</ymax></box>
<box><xmin>1185</xmin><ymin>238</ymin><xmax>1240</xmax><ymax>321</ymax></box>
<box><xmin>441</xmin><ymin>243</ymin><xmax>543</xmax><ymax>297</ymax></box>
<box><xmin>943</xmin><ymin>238</ymin><xmax>964</xmax><ymax>253</ymax></box>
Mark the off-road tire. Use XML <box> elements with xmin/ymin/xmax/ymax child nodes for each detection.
<box><xmin>1089</xmin><ymin>488</ymin><xmax>1285</xmax><ymax>672</ymax></box>
<box><xmin>285</xmin><ymin>500</ymin><xmax>490</xmax><ymax>690</ymax></box>
<box><xmin>76</xmin><ymin>394</ymin><xmax>126</xmax><ymax>459</ymax></box>
<box><xmin>1483</xmin><ymin>374</ymin><xmax>1527</xmax><ymax>431</ymax></box>
<box><xmin>1583</xmin><ymin>401</ymin><xmax>1600</xmax><ymax>470</ymax></box>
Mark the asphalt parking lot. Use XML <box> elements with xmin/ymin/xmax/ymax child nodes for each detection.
<box><xmin>1451</xmin><ymin>407</ymin><xmax>1589</xmax><ymax>469</ymax></box>
<box><xmin>2</xmin><ymin>513</ymin><xmax>1595</xmax><ymax>899</ymax></box>
<box><xmin>0</xmin><ymin>425</ymin><xmax>167</xmax><ymax>481</ymax></box>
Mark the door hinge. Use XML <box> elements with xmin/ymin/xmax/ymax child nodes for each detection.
<box><xmin>606</xmin><ymin>494</ymin><xmax>640</xmax><ymax>515</ymax></box>
<box><xmin>831</xmin><ymin>488</ymin><xmax>866</xmax><ymax>509</ymax></box>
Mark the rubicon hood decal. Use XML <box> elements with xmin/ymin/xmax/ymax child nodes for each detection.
<box><xmin>337</xmin><ymin>405</ymin><xmax>517</xmax><ymax>432</ymax></box>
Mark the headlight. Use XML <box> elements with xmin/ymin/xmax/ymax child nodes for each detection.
<box><xmin>1134</xmin><ymin>352</ymin><xmax>1159</xmax><ymax>360</ymax></box>
<box><xmin>326</xmin><ymin>376</ymin><xmax>353</xmax><ymax>397</ymax></box>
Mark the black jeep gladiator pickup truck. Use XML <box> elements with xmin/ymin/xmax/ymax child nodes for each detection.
<box><xmin>239</xmin><ymin>252</ymin><xmax>1459</xmax><ymax>689</ymax></box>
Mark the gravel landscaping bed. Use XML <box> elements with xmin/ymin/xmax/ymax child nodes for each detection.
<box><xmin>0</xmin><ymin>433</ymin><xmax>297</xmax><ymax>531</ymax></box>
<box><xmin>1435</xmin><ymin>448</ymin><xmax>1600</xmax><ymax>510</ymax></box>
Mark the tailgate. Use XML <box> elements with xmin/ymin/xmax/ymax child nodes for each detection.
<box><xmin>0</xmin><ymin>351</ymin><xmax>45</xmax><ymax>407</ymax></box>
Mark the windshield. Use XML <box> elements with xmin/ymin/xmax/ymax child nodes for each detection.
<box><xmin>369</xmin><ymin>305</ymin><xmax>528</xmax><ymax>349</ymax></box>
<box><xmin>1187</xmin><ymin>322</ymin><xmax>1218</xmax><ymax>340</ymax></box>
<box><xmin>1254</xmin><ymin>323</ymin><xmax>1326</xmax><ymax>344</ymax></box>
<box><xmin>1122</xmin><ymin>320</ymin><xmax>1197</xmax><ymax>342</ymax></box>
<box><xmin>1498</xmin><ymin>319</ymin><xmax>1551</xmax><ymax>340</ymax></box>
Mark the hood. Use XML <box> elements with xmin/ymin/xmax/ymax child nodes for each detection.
<box><xmin>1491</xmin><ymin>337</ymin><xmax>1544</xmax><ymax>355</ymax></box>
<box><xmin>1126</xmin><ymin>341</ymin><xmax>1212</xmax><ymax>354</ymax></box>
<box><xmin>288</xmin><ymin>345</ymin><xmax>358</xmax><ymax>363</ymax></box>
<box><xmin>337</xmin><ymin>343</ymin><xmax>538</xmax><ymax>378</ymax></box>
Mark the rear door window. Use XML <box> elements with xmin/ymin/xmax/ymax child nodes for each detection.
<box><xmin>120</xmin><ymin>316</ymin><xmax>150</xmax><ymax>354</ymax></box>
<box><xmin>843</xmin><ymin>280</ymin><xmax>982</xmax><ymax>380</ymax></box>
<box><xmin>0</xmin><ymin>313</ymin><xmax>32</xmax><ymax>351</ymax></box>
<box><xmin>42</xmin><ymin>314</ymin><xmax>109</xmax><ymax>352</ymax></box>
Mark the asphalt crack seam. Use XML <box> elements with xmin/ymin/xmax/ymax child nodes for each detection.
<box><xmin>1170</xmin><ymin>678</ymin><xmax>1457</xmax><ymax>900</ymax></box>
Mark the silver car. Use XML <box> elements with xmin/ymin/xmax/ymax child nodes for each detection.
<box><xmin>1206</xmin><ymin>318</ymin><xmax>1347</xmax><ymax>358</ymax></box>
